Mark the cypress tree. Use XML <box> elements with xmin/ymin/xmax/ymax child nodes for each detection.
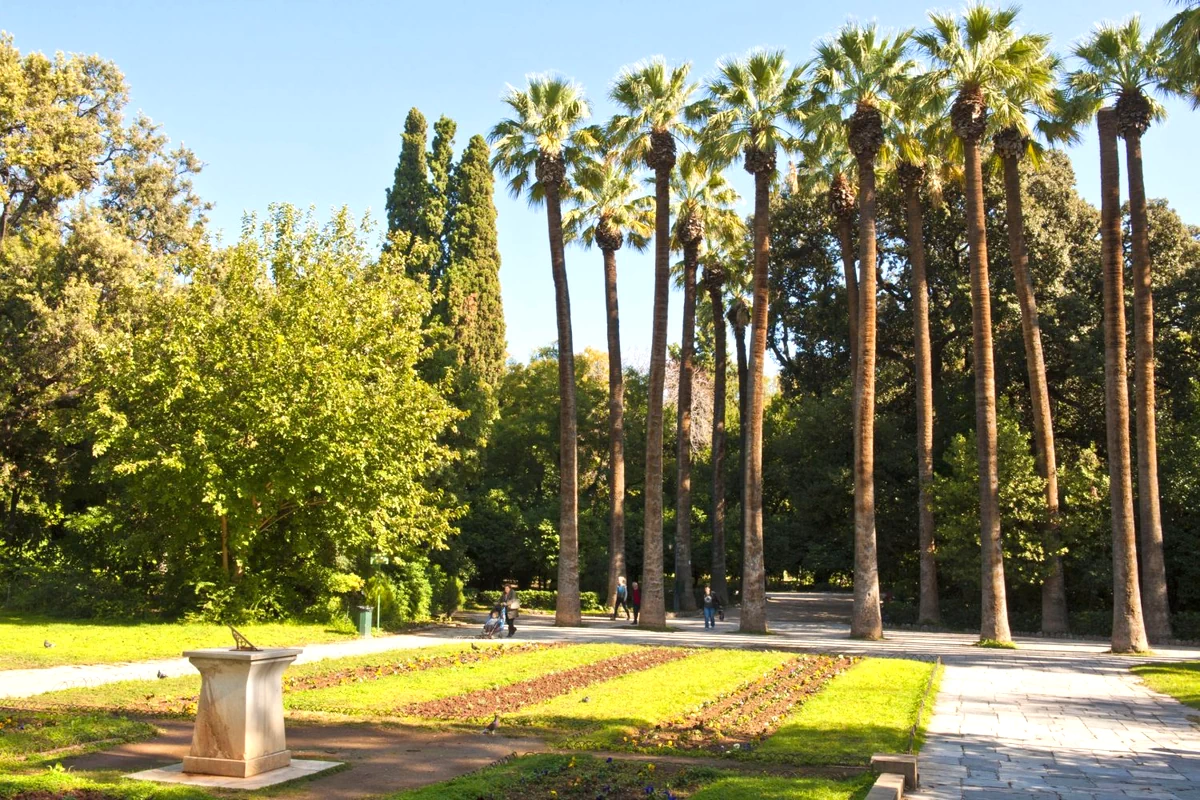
<box><xmin>385</xmin><ymin>108</ymin><xmax>432</xmax><ymax>250</ymax></box>
<box><xmin>428</xmin><ymin>116</ymin><xmax>457</xmax><ymax>267</ymax></box>
<box><xmin>445</xmin><ymin>134</ymin><xmax>506</xmax><ymax>393</ymax></box>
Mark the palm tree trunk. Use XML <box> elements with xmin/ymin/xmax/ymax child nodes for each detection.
<box><xmin>963</xmin><ymin>137</ymin><xmax>1011</xmax><ymax>644</ymax></box>
<box><xmin>602</xmin><ymin>247</ymin><xmax>626</xmax><ymax>611</ymax></box>
<box><xmin>837</xmin><ymin>215</ymin><xmax>859</xmax><ymax>384</ymax></box>
<box><xmin>545</xmin><ymin>181</ymin><xmax>581</xmax><ymax>626</ymax></box>
<box><xmin>1126</xmin><ymin>131</ymin><xmax>1171</xmax><ymax>643</ymax></box>
<box><xmin>741</xmin><ymin>167</ymin><xmax>771</xmax><ymax>634</ymax></box>
<box><xmin>851</xmin><ymin>155</ymin><xmax>882</xmax><ymax>640</ymax></box>
<box><xmin>1100</xmin><ymin>108</ymin><xmax>1149</xmax><ymax>653</ymax></box>
<box><xmin>641</xmin><ymin>162</ymin><xmax>671</xmax><ymax>628</ymax></box>
<box><xmin>903</xmin><ymin>177</ymin><xmax>939</xmax><ymax>626</ymax></box>
<box><xmin>709</xmin><ymin>276</ymin><xmax>729</xmax><ymax>606</ymax></box>
<box><xmin>1001</xmin><ymin>153</ymin><xmax>1069</xmax><ymax>635</ymax></box>
<box><xmin>675</xmin><ymin>240</ymin><xmax>699</xmax><ymax>612</ymax></box>
<box><xmin>730</xmin><ymin>301</ymin><xmax>749</xmax><ymax>592</ymax></box>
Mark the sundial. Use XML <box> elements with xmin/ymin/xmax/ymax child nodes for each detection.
<box><xmin>229</xmin><ymin>626</ymin><xmax>261</xmax><ymax>652</ymax></box>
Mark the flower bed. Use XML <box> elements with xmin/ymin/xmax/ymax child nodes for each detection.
<box><xmin>402</xmin><ymin>647</ymin><xmax>696</xmax><ymax>720</ymax></box>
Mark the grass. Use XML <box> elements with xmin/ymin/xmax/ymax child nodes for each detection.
<box><xmin>754</xmin><ymin>658</ymin><xmax>938</xmax><ymax>766</ymax></box>
<box><xmin>510</xmin><ymin>648</ymin><xmax>795</xmax><ymax>748</ymax></box>
<box><xmin>1132</xmin><ymin>661</ymin><xmax>1200</xmax><ymax>709</ymax></box>
<box><xmin>387</xmin><ymin>753</ymin><xmax>871</xmax><ymax>800</ymax></box>
<box><xmin>0</xmin><ymin>612</ymin><xmax>357</xmax><ymax>670</ymax></box>
<box><xmin>0</xmin><ymin>768</ymin><xmax>216</xmax><ymax>799</ymax></box>
<box><xmin>0</xmin><ymin>710</ymin><xmax>156</xmax><ymax>765</ymax></box>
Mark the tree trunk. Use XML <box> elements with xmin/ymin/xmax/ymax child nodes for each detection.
<box><xmin>221</xmin><ymin>515</ymin><xmax>230</xmax><ymax>577</ymax></box>
<box><xmin>1100</xmin><ymin>108</ymin><xmax>1149</xmax><ymax>653</ymax></box>
<box><xmin>963</xmin><ymin>137</ymin><xmax>1011</xmax><ymax>644</ymax></box>
<box><xmin>708</xmin><ymin>275</ymin><xmax>729</xmax><ymax>606</ymax></box>
<box><xmin>602</xmin><ymin>247</ymin><xmax>627</xmax><ymax>610</ymax></box>
<box><xmin>545</xmin><ymin>181</ymin><xmax>581</xmax><ymax>626</ymax></box>
<box><xmin>675</xmin><ymin>239</ymin><xmax>699</xmax><ymax>612</ymax></box>
<box><xmin>640</xmin><ymin>162</ymin><xmax>671</xmax><ymax>628</ymax></box>
<box><xmin>904</xmin><ymin>180</ymin><xmax>940</xmax><ymax>626</ymax></box>
<box><xmin>730</xmin><ymin>301</ymin><xmax>749</xmax><ymax>594</ymax></box>
<box><xmin>837</xmin><ymin>215</ymin><xmax>859</xmax><ymax>385</ymax></box>
<box><xmin>1001</xmin><ymin>153</ymin><xmax>1069</xmax><ymax>635</ymax></box>
<box><xmin>1126</xmin><ymin>131</ymin><xmax>1171</xmax><ymax>643</ymax></box>
<box><xmin>740</xmin><ymin>167</ymin><xmax>771</xmax><ymax>634</ymax></box>
<box><xmin>851</xmin><ymin>154</ymin><xmax>882</xmax><ymax>640</ymax></box>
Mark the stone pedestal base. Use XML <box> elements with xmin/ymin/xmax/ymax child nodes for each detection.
<box><xmin>181</xmin><ymin>647</ymin><xmax>301</xmax><ymax>778</ymax></box>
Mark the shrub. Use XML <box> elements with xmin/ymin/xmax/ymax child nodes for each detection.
<box><xmin>473</xmin><ymin>589</ymin><xmax>603</xmax><ymax>612</ymax></box>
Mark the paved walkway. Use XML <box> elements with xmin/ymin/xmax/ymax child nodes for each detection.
<box><xmin>909</xmin><ymin>659</ymin><xmax>1200</xmax><ymax>800</ymax></box>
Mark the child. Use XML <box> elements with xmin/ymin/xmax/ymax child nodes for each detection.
<box><xmin>482</xmin><ymin>609</ymin><xmax>503</xmax><ymax>639</ymax></box>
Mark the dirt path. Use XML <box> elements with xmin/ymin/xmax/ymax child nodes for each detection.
<box><xmin>60</xmin><ymin>719</ymin><xmax>547</xmax><ymax>799</ymax></box>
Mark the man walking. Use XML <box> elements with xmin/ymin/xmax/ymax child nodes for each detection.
<box><xmin>631</xmin><ymin>581</ymin><xmax>641</xmax><ymax>625</ymax></box>
<box><xmin>702</xmin><ymin>585</ymin><xmax>718</xmax><ymax>630</ymax></box>
<box><xmin>611</xmin><ymin>576</ymin><xmax>631</xmax><ymax>620</ymax></box>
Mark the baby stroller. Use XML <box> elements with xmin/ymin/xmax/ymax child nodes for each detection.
<box><xmin>481</xmin><ymin>607</ymin><xmax>504</xmax><ymax>639</ymax></box>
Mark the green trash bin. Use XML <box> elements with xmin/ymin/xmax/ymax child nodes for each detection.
<box><xmin>355</xmin><ymin>605</ymin><xmax>373</xmax><ymax>638</ymax></box>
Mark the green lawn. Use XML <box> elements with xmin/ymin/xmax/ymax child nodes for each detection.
<box><xmin>0</xmin><ymin>710</ymin><xmax>156</xmax><ymax>765</ymax></box>
<box><xmin>510</xmin><ymin>648</ymin><xmax>795</xmax><ymax>747</ymax></box>
<box><xmin>754</xmin><ymin>657</ymin><xmax>940</xmax><ymax>765</ymax></box>
<box><xmin>0</xmin><ymin>612</ymin><xmax>357</xmax><ymax>670</ymax></box>
<box><xmin>0</xmin><ymin>770</ymin><xmax>216</xmax><ymax>799</ymax></box>
<box><xmin>1132</xmin><ymin>661</ymin><xmax>1200</xmax><ymax>708</ymax></box>
<box><xmin>388</xmin><ymin>753</ymin><xmax>871</xmax><ymax>800</ymax></box>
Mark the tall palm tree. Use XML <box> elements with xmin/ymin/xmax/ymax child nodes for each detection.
<box><xmin>1161</xmin><ymin>1</ymin><xmax>1200</xmax><ymax>105</ymax></box>
<box><xmin>1070</xmin><ymin>17</ymin><xmax>1173</xmax><ymax>642</ymax></box>
<box><xmin>694</xmin><ymin>49</ymin><xmax>804</xmax><ymax>633</ymax></box>
<box><xmin>562</xmin><ymin>141</ymin><xmax>653</xmax><ymax>611</ymax></box>
<box><xmin>670</xmin><ymin>152</ymin><xmax>741</xmax><ymax>613</ymax></box>
<box><xmin>490</xmin><ymin>75</ymin><xmax>595</xmax><ymax>626</ymax></box>
<box><xmin>793</xmin><ymin>134</ymin><xmax>859</xmax><ymax>383</ymax></box>
<box><xmin>1097</xmin><ymin>106</ymin><xmax>1150</xmax><ymax>654</ymax></box>
<box><xmin>808</xmin><ymin>22</ymin><xmax>914</xmax><ymax>640</ymax></box>
<box><xmin>892</xmin><ymin>83</ymin><xmax>952</xmax><ymax>626</ymax></box>
<box><xmin>918</xmin><ymin>4</ymin><xmax>1048</xmax><ymax>645</ymax></box>
<box><xmin>701</xmin><ymin>226</ymin><xmax>746</xmax><ymax>606</ymax></box>
<box><xmin>988</xmin><ymin>41</ymin><xmax>1072</xmax><ymax>635</ymax></box>
<box><xmin>610</xmin><ymin>58</ymin><xmax>697</xmax><ymax>627</ymax></box>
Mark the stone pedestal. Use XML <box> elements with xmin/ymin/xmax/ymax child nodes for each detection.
<box><xmin>181</xmin><ymin>647</ymin><xmax>301</xmax><ymax>778</ymax></box>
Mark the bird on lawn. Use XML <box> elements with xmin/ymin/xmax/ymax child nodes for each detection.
<box><xmin>483</xmin><ymin>714</ymin><xmax>500</xmax><ymax>735</ymax></box>
<box><xmin>580</xmin><ymin>696</ymin><xmax>590</xmax><ymax>703</ymax></box>
<box><xmin>157</xmin><ymin>670</ymin><xmax>168</xmax><ymax>679</ymax></box>
<box><xmin>470</xmin><ymin>642</ymin><xmax>479</xmax><ymax>651</ymax></box>
<box><xmin>43</xmin><ymin>640</ymin><xmax>54</xmax><ymax>648</ymax></box>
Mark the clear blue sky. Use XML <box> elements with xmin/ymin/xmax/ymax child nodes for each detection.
<box><xmin>8</xmin><ymin>1</ymin><xmax>1197</xmax><ymax>366</ymax></box>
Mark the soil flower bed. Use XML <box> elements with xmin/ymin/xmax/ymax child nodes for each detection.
<box><xmin>632</xmin><ymin>654</ymin><xmax>857</xmax><ymax>752</ymax></box>
<box><xmin>282</xmin><ymin>642</ymin><xmax>563</xmax><ymax>692</ymax></box>
<box><xmin>403</xmin><ymin>647</ymin><xmax>697</xmax><ymax>720</ymax></box>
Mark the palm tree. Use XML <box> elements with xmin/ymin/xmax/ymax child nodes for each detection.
<box><xmin>490</xmin><ymin>75</ymin><xmax>595</xmax><ymax>626</ymax></box>
<box><xmin>988</xmin><ymin>40</ymin><xmax>1072</xmax><ymax>635</ymax></box>
<box><xmin>610</xmin><ymin>57</ymin><xmax>697</xmax><ymax>627</ymax></box>
<box><xmin>562</xmin><ymin>141</ymin><xmax>653</xmax><ymax>612</ymax></box>
<box><xmin>701</xmin><ymin>227</ymin><xmax>746</xmax><ymax>606</ymax></box>
<box><xmin>1070</xmin><ymin>17</ymin><xmax>1173</xmax><ymax>642</ymax></box>
<box><xmin>671</xmin><ymin>153</ymin><xmax>742</xmax><ymax>612</ymax></box>
<box><xmin>892</xmin><ymin>83</ymin><xmax>952</xmax><ymax>627</ymax></box>
<box><xmin>694</xmin><ymin>49</ymin><xmax>804</xmax><ymax>633</ymax></box>
<box><xmin>1161</xmin><ymin>1</ymin><xmax>1200</xmax><ymax>105</ymax></box>
<box><xmin>808</xmin><ymin>22</ymin><xmax>913</xmax><ymax>640</ymax></box>
<box><xmin>1097</xmin><ymin>106</ymin><xmax>1150</xmax><ymax>654</ymax></box>
<box><xmin>918</xmin><ymin>4</ymin><xmax>1048</xmax><ymax>645</ymax></box>
<box><xmin>793</xmin><ymin>134</ymin><xmax>859</xmax><ymax>383</ymax></box>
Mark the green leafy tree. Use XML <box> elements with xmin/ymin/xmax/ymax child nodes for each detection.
<box><xmin>490</xmin><ymin>75</ymin><xmax>595</xmax><ymax>625</ymax></box>
<box><xmin>1161</xmin><ymin>1</ymin><xmax>1200</xmax><ymax>105</ymax></box>
<box><xmin>694</xmin><ymin>49</ymin><xmax>804</xmax><ymax>633</ymax></box>
<box><xmin>386</xmin><ymin>109</ymin><xmax>433</xmax><ymax>260</ymax></box>
<box><xmin>428</xmin><ymin>115</ymin><xmax>457</xmax><ymax>264</ymax></box>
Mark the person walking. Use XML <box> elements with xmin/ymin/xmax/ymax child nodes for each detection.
<box><xmin>612</xmin><ymin>576</ymin><xmax>631</xmax><ymax>620</ymax></box>
<box><xmin>501</xmin><ymin>583</ymin><xmax>520</xmax><ymax>637</ymax></box>
<box><xmin>631</xmin><ymin>581</ymin><xmax>641</xmax><ymax>625</ymax></box>
<box><xmin>702</xmin><ymin>585</ymin><xmax>718</xmax><ymax>630</ymax></box>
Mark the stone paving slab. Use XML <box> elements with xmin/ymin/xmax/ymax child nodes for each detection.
<box><xmin>907</xmin><ymin>659</ymin><xmax>1200</xmax><ymax>800</ymax></box>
